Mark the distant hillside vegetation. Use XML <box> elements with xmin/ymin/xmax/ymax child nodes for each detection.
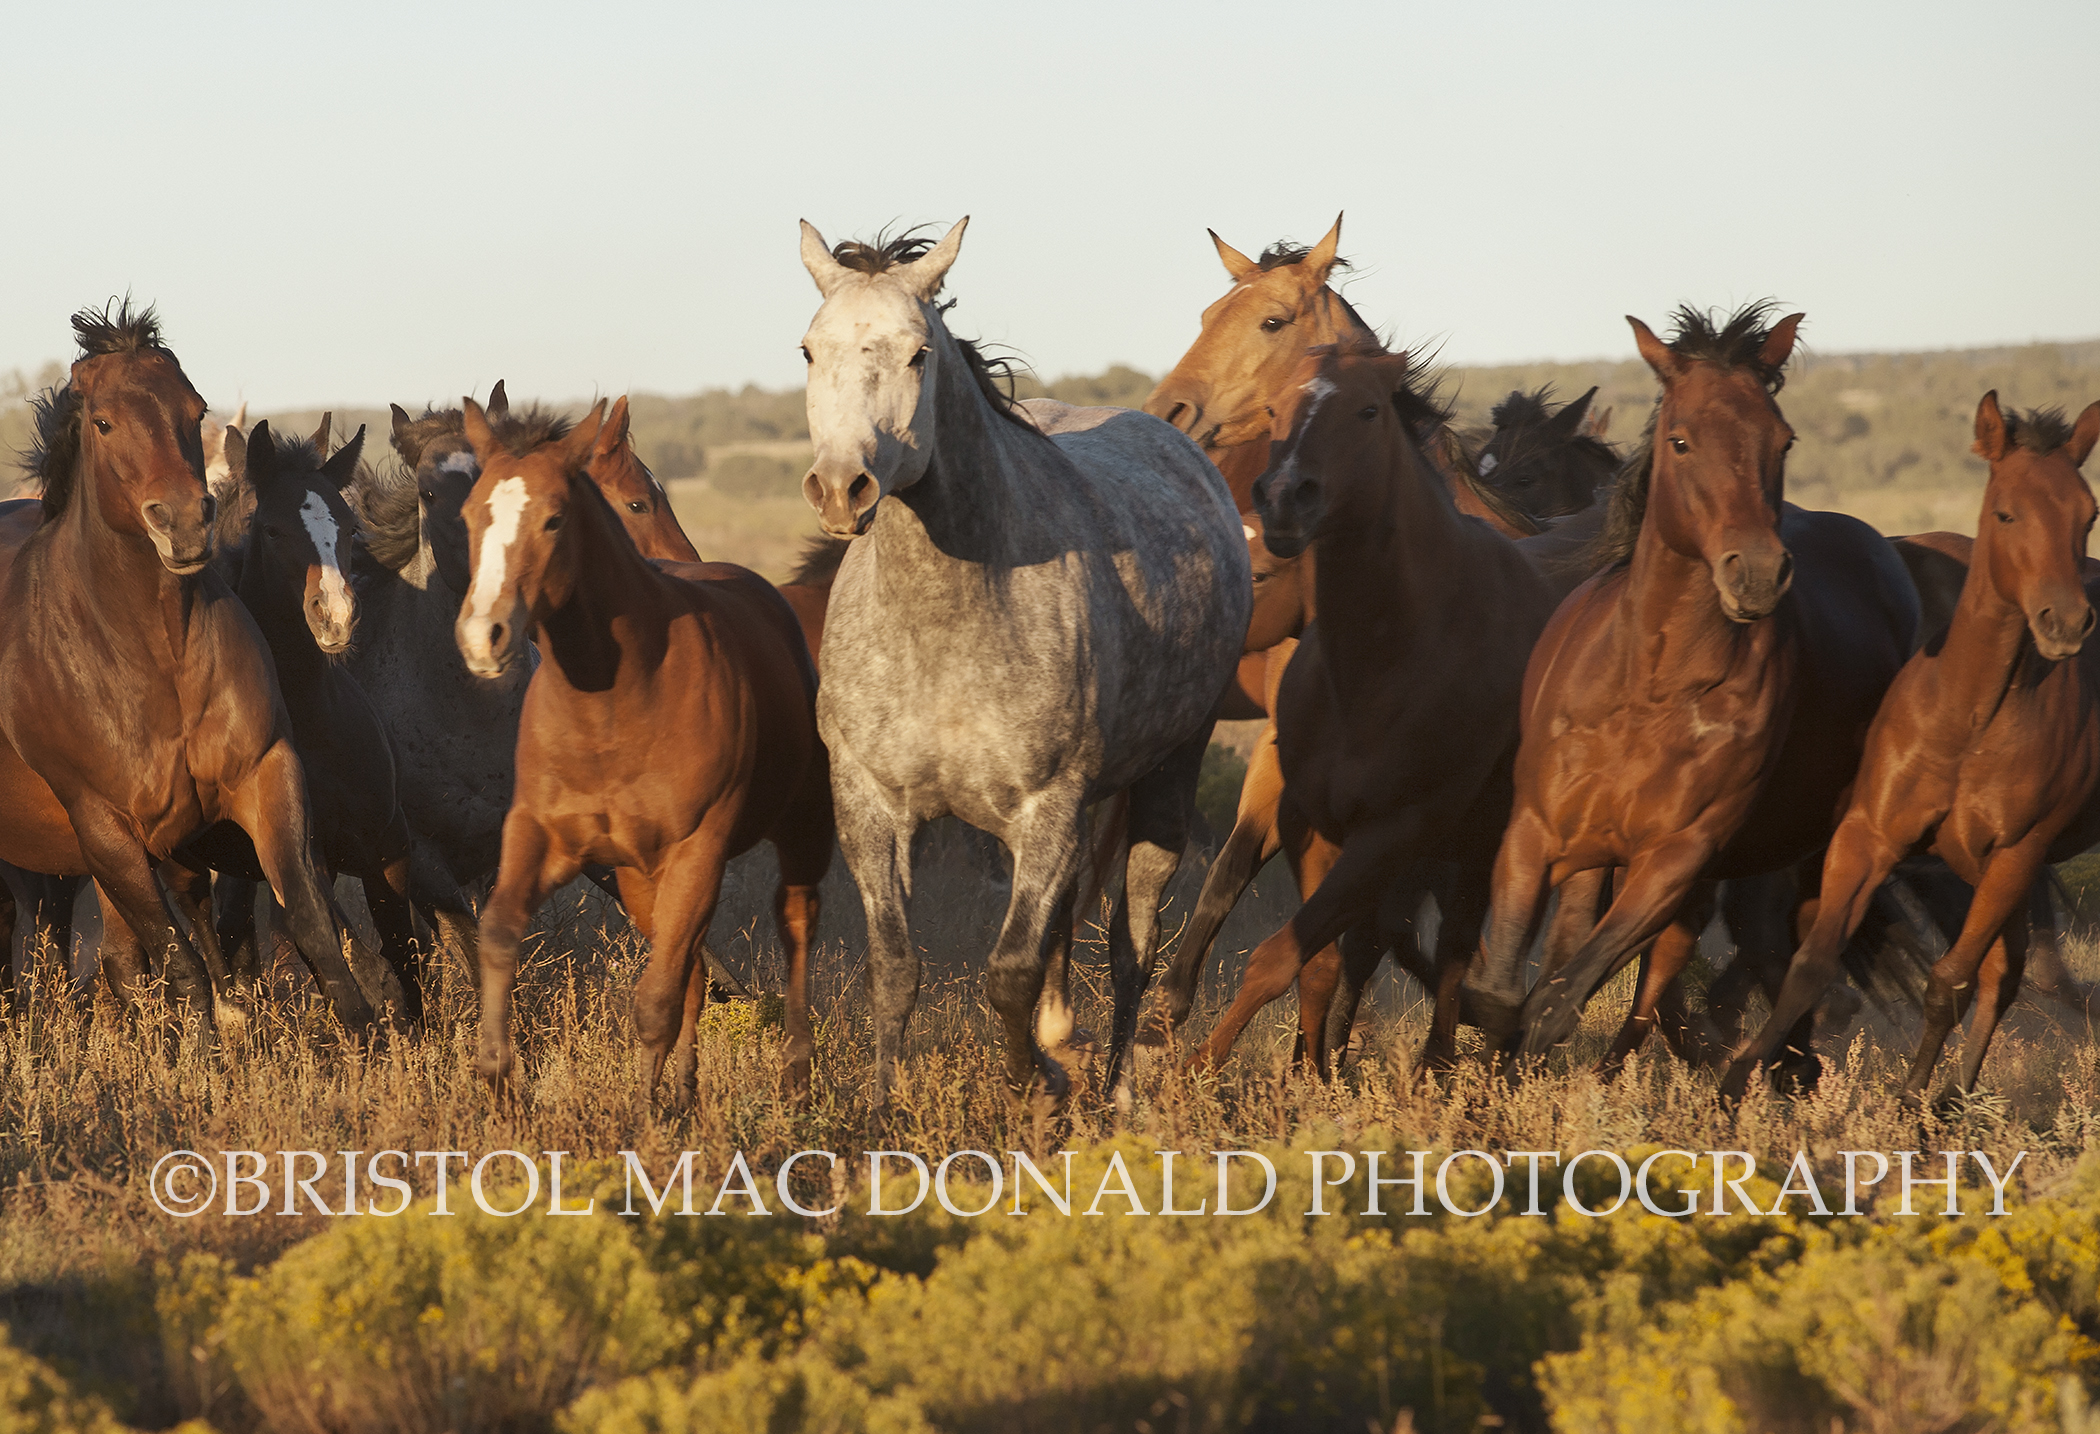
<box><xmin>7</xmin><ymin>343</ymin><xmax>2097</xmax><ymax>575</ymax></box>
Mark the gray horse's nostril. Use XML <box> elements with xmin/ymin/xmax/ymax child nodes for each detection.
<box><xmin>849</xmin><ymin>475</ymin><xmax>873</xmax><ymax>509</ymax></box>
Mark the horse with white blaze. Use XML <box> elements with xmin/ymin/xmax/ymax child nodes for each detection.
<box><xmin>798</xmin><ymin>217</ymin><xmax>1251</xmax><ymax>1112</ymax></box>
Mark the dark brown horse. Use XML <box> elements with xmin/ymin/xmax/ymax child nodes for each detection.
<box><xmin>0</xmin><ymin>303</ymin><xmax>373</xmax><ymax>1030</ymax></box>
<box><xmin>1473</xmin><ymin>386</ymin><xmax>1618</xmax><ymax>521</ymax></box>
<box><xmin>585</xmin><ymin>395</ymin><xmax>703</xmax><ymax>563</ymax></box>
<box><xmin>1467</xmin><ymin>304</ymin><xmax>1919</xmax><ymax>1065</ymax></box>
<box><xmin>1185</xmin><ymin>343</ymin><xmax>1557</xmax><ymax>1071</ymax></box>
<box><xmin>197</xmin><ymin>420</ymin><xmax>425</xmax><ymax>1020</ymax></box>
<box><xmin>1720</xmin><ymin>395</ymin><xmax>2100</xmax><ymax>1103</ymax></box>
<box><xmin>452</xmin><ymin>398</ymin><xmax>832</xmax><ymax>1101</ymax></box>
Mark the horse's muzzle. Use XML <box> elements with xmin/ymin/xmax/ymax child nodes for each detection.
<box><xmin>804</xmin><ymin>465</ymin><xmax>878</xmax><ymax>539</ymax></box>
<box><xmin>2032</xmin><ymin>597</ymin><xmax>2096</xmax><ymax>661</ymax></box>
<box><xmin>455</xmin><ymin>607</ymin><xmax>523</xmax><ymax>679</ymax></box>
<box><xmin>1713</xmin><ymin>545</ymin><xmax>1793</xmax><ymax>623</ymax></box>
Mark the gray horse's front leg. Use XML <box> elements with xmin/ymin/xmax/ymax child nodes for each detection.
<box><xmin>1103</xmin><ymin>725</ymin><xmax>1208</xmax><ymax>1105</ymax></box>
<box><xmin>832</xmin><ymin>758</ymin><xmax>920</xmax><ymax>1109</ymax></box>
<box><xmin>988</xmin><ymin>788</ymin><xmax>1089</xmax><ymax>1112</ymax></box>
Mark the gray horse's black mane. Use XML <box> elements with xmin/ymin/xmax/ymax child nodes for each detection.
<box><xmin>1580</xmin><ymin>301</ymin><xmax>1795</xmax><ymax>574</ymax></box>
<box><xmin>788</xmin><ymin>534</ymin><xmax>851</xmax><ymax>586</ymax></box>
<box><xmin>23</xmin><ymin>298</ymin><xmax>183</xmax><ymax>523</ymax></box>
<box><xmin>829</xmin><ymin>227</ymin><xmax>1037</xmax><ymax>434</ymax></box>
<box><xmin>354</xmin><ymin>402</ymin><xmax>573</xmax><ymax>572</ymax></box>
<box><xmin>2006</xmin><ymin>406</ymin><xmax>2075</xmax><ymax>455</ymax></box>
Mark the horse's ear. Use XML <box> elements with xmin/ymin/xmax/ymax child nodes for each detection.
<box><xmin>899</xmin><ymin>215</ymin><xmax>968</xmax><ymax>301</ymax></box>
<box><xmin>595</xmin><ymin>395</ymin><xmax>632</xmax><ymax>457</ymax></box>
<box><xmin>1302</xmin><ymin>212</ymin><xmax>1344</xmax><ymax>286</ymax></box>
<box><xmin>1209</xmin><ymin>229</ymin><xmax>1257</xmax><ymax>281</ymax></box>
<box><xmin>1629</xmin><ymin>316</ymin><xmax>1686</xmax><ymax>383</ymax></box>
<box><xmin>487</xmin><ymin>380</ymin><xmax>509</xmax><ymax>418</ymax></box>
<box><xmin>1582</xmin><ymin>404</ymin><xmax>1613</xmax><ymax>441</ymax></box>
<box><xmin>560</xmin><ymin>400</ymin><xmax>607</xmax><ymax>469</ymax></box>
<box><xmin>230</xmin><ymin>399</ymin><xmax>247</xmax><ymax>431</ymax></box>
<box><xmin>1548</xmin><ymin>386</ymin><xmax>1598</xmax><ymax>437</ymax></box>
<box><xmin>800</xmin><ymin>219</ymin><xmax>850</xmax><ymax>298</ymax></box>
<box><xmin>1760</xmin><ymin>313</ymin><xmax>1806</xmax><ymax>372</ymax></box>
<box><xmin>462</xmin><ymin>397</ymin><xmax>499</xmax><ymax>464</ymax></box>
<box><xmin>245</xmin><ymin>419</ymin><xmax>276</xmax><ymax>484</ymax></box>
<box><xmin>222</xmin><ymin>425</ymin><xmax>247</xmax><ymax>485</ymax></box>
<box><xmin>320</xmin><ymin>424</ymin><xmax>365</xmax><ymax>490</ymax></box>
<box><xmin>389</xmin><ymin>402</ymin><xmax>413</xmax><ymax>444</ymax></box>
<box><xmin>1973</xmin><ymin>391</ymin><xmax>2009</xmax><ymax>462</ymax></box>
<box><xmin>309</xmin><ymin>411</ymin><xmax>332</xmax><ymax>454</ymax></box>
<box><xmin>2067</xmin><ymin>401</ymin><xmax>2100</xmax><ymax>469</ymax></box>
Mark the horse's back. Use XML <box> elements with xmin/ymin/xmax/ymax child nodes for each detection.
<box><xmin>660</xmin><ymin>559</ymin><xmax>819</xmax><ymax>700</ymax></box>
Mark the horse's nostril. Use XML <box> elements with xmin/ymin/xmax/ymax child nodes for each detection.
<box><xmin>144</xmin><ymin>502</ymin><xmax>172</xmax><ymax>532</ymax></box>
<box><xmin>488</xmin><ymin>623</ymin><xmax>504</xmax><ymax>649</ymax></box>
<box><xmin>1774</xmin><ymin>553</ymin><xmax>1794</xmax><ymax>588</ymax></box>
<box><xmin>848</xmin><ymin>475</ymin><xmax>872</xmax><ymax>507</ymax></box>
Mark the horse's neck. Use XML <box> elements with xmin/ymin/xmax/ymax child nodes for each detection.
<box><xmin>240</xmin><ymin>566</ymin><xmax>329</xmax><ymax>710</ymax></box>
<box><xmin>66</xmin><ymin>466</ymin><xmax>192</xmax><ymax>659</ymax></box>
<box><xmin>877</xmin><ymin>337</ymin><xmax>1040</xmax><ymax>576</ymax></box>
<box><xmin>1311</xmin><ymin>442</ymin><xmax>1459</xmax><ymax>697</ymax></box>
<box><xmin>1938</xmin><ymin>537</ymin><xmax>2046</xmax><ymax>722</ymax></box>
<box><xmin>535</xmin><ymin>498</ymin><xmax>671</xmax><ymax>695</ymax></box>
<box><xmin>1619</xmin><ymin>522</ymin><xmax>1760</xmax><ymax>697</ymax></box>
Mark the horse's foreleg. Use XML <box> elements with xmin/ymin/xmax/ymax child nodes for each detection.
<box><xmin>771</xmin><ymin>764</ymin><xmax>833</xmax><ymax>1104</ymax></box>
<box><xmin>1151</xmin><ymin>728</ymin><xmax>1286</xmax><ymax>1039</ymax></box>
<box><xmin>475</xmin><ymin>813</ymin><xmax>570</xmax><ymax>1093</ymax></box>
<box><xmin>69</xmin><ymin>802</ymin><xmax>214</xmax><ymax>1022</ymax></box>
<box><xmin>1519</xmin><ymin>838</ymin><xmax>1714</xmax><ymax>1057</ymax></box>
<box><xmin>225</xmin><ymin>744</ymin><xmax>376</xmax><ymax>1035</ymax></box>
<box><xmin>986</xmin><ymin>790</ymin><xmax>1087</xmax><ymax>1111</ymax></box>
<box><xmin>1283</xmin><ymin>827</ymin><xmax>1344</xmax><ymax>1074</ymax></box>
<box><xmin>1719</xmin><ymin>818</ymin><xmax>1907</xmax><ymax>1104</ymax></box>
<box><xmin>1467</xmin><ymin>810</ymin><xmax>1560</xmax><ymax>1048</ymax></box>
<box><xmin>1103</xmin><ymin>725</ymin><xmax>1208</xmax><ymax>1103</ymax></box>
<box><xmin>633</xmin><ymin>833</ymin><xmax>731</xmax><ymax>1110</ymax></box>
<box><xmin>1597</xmin><ymin>880</ymin><xmax>1717</xmax><ymax>1077</ymax></box>
<box><xmin>1322</xmin><ymin>918</ymin><xmax>1404</xmax><ymax>1074</ymax></box>
<box><xmin>1422</xmin><ymin>872</ymin><xmax>1491</xmax><ymax>1074</ymax></box>
<box><xmin>1905</xmin><ymin>842</ymin><xmax>2048</xmax><ymax>1103</ymax></box>
<box><xmin>831</xmin><ymin>759</ymin><xmax>919</xmax><ymax>1110</ymax></box>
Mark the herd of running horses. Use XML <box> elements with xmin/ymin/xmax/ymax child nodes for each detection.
<box><xmin>2</xmin><ymin>212</ymin><xmax>2097</xmax><ymax>1116</ymax></box>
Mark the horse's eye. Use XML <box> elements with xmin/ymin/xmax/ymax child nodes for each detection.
<box><xmin>627</xmin><ymin>501</ymin><xmax>648</xmax><ymax>514</ymax></box>
<box><xmin>545</xmin><ymin>514</ymin><xmax>564</xmax><ymax>531</ymax></box>
<box><xmin>909</xmin><ymin>347</ymin><xmax>929</xmax><ymax>370</ymax></box>
<box><xmin>800</xmin><ymin>346</ymin><xmax>813</xmax><ymax>364</ymax></box>
<box><xmin>93</xmin><ymin>419</ymin><xmax>112</xmax><ymax>435</ymax></box>
<box><xmin>1996</xmin><ymin>511</ymin><xmax>2014</xmax><ymax>524</ymax></box>
<box><xmin>1669</xmin><ymin>436</ymin><xmax>1689</xmax><ymax>455</ymax></box>
<box><xmin>1260</xmin><ymin>317</ymin><xmax>1287</xmax><ymax>333</ymax></box>
<box><xmin>420</xmin><ymin>489</ymin><xmax>435</xmax><ymax>503</ymax></box>
<box><xmin>263</xmin><ymin>525</ymin><xmax>281</xmax><ymax>539</ymax></box>
<box><xmin>1359</xmin><ymin>406</ymin><xmax>1379</xmax><ymax>421</ymax></box>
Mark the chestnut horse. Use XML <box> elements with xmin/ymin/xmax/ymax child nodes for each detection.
<box><xmin>453</xmin><ymin>398</ymin><xmax>832</xmax><ymax>1101</ymax></box>
<box><xmin>1468</xmin><ymin>304</ymin><xmax>1919</xmax><ymax>1065</ymax></box>
<box><xmin>586</xmin><ymin>395</ymin><xmax>703</xmax><ymax>562</ymax></box>
<box><xmin>0</xmin><ymin>303</ymin><xmax>373</xmax><ymax>1030</ymax></box>
<box><xmin>1185</xmin><ymin>343</ymin><xmax>1556</xmax><ymax>1071</ymax></box>
<box><xmin>1720</xmin><ymin>395</ymin><xmax>2100</xmax><ymax>1103</ymax></box>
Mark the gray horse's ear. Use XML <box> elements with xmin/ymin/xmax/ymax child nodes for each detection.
<box><xmin>1209</xmin><ymin>229</ymin><xmax>1257</xmax><ymax>281</ymax></box>
<box><xmin>310</xmin><ymin>411</ymin><xmax>332</xmax><ymax>454</ymax></box>
<box><xmin>320</xmin><ymin>424</ymin><xmax>366</xmax><ymax>490</ymax></box>
<box><xmin>487</xmin><ymin>379</ymin><xmax>509</xmax><ymax>418</ymax></box>
<box><xmin>245</xmin><ymin>419</ymin><xmax>276</xmax><ymax>483</ymax></box>
<box><xmin>1548</xmin><ymin>387</ymin><xmax>1598</xmax><ymax>436</ymax></box>
<box><xmin>800</xmin><ymin>219</ymin><xmax>849</xmax><ymax>298</ymax></box>
<box><xmin>462</xmin><ymin>397</ymin><xmax>499</xmax><ymax>464</ymax></box>
<box><xmin>898</xmin><ymin>216</ymin><xmax>968</xmax><ymax>301</ymax></box>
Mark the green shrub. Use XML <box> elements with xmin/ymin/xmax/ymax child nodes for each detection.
<box><xmin>0</xmin><ymin>1325</ymin><xmax>125</xmax><ymax>1434</ymax></box>
<box><xmin>213</xmin><ymin>1188</ymin><xmax>677</xmax><ymax>1434</ymax></box>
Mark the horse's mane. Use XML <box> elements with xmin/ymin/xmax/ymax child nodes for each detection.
<box><xmin>1254</xmin><ymin>240</ymin><xmax>1353</xmax><ymax>275</ymax></box>
<box><xmin>787</xmin><ymin>534</ymin><xmax>851</xmax><ymax>587</ymax></box>
<box><xmin>352</xmin><ymin>401</ymin><xmax>575</xmax><ymax>573</ymax></box>
<box><xmin>828</xmin><ymin>227</ymin><xmax>1038</xmax><ymax>434</ymax></box>
<box><xmin>23</xmin><ymin>298</ymin><xmax>182</xmax><ymax>524</ymax></box>
<box><xmin>1579</xmin><ymin>301</ymin><xmax>1794</xmax><ymax>575</ymax></box>
<box><xmin>2005</xmin><ymin>405</ymin><xmax>2075</xmax><ymax>455</ymax></box>
<box><xmin>1488</xmin><ymin>386</ymin><xmax>1620</xmax><ymax>475</ymax></box>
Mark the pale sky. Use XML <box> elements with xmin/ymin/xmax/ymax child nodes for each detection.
<box><xmin>4</xmin><ymin>1</ymin><xmax>2095</xmax><ymax>412</ymax></box>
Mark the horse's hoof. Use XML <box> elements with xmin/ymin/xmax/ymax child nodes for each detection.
<box><xmin>1768</xmin><ymin>1050</ymin><xmax>1823</xmax><ymax>1095</ymax></box>
<box><xmin>1463</xmin><ymin>985</ymin><xmax>1524</xmax><ymax>1044</ymax></box>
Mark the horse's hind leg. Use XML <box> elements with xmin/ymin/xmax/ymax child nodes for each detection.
<box><xmin>985</xmin><ymin>788</ymin><xmax>1088</xmax><ymax>1112</ymax></box>
<box><xmin>630</xmin><ymin>832</ymin><xmax>732</xmax><ymax>1109</ymax></box>
<box><xmin>1596</xmin><ymin>881</ymin><xmax>1717</xmax><ymax>1078</ymax></box>
<box><xmin>831</xmin><ymin>757</ymin><xmax>921</xmax><ymax>1109</ymax></box>
<box><xmin>1468</xmin><ymin>811</ymin><xmax>1561</xmax><ymax>1050</ymax></box>
<box><xmin>1905</xmin><ymin>844</ymin><xmax>2046</xmax><ymax>1102</ymax></box>
<box><xmin>68</xmin><ymin>801</ymin><xmax>215</xmax><ymax>1022</ymax></box>
<box><xmin>1103</xmin><ymin>726</ymin><xmax>1209</xmax><ymax>1103</ymax></box>
<box><xmin>1148</xmin><ymin>727</ymin><xmax>1286</xmax><ymax>1043</ymax></box>
<box><xmin>1323</xmin><ymin>918</ymin><xmax>1405</xmax><ymax>1074</ymax></box>
<box><xmin>771</xmin><ymin>761</ymin><xmax>833</xmax><ymax>1103</ymax></box>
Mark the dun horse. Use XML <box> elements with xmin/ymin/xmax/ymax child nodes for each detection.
<box><xmin>1720</xmin><ymin>394</ymin><xmax>2100</xmax><ymax>1103</ymax></box>
<box><xmin>1183</xmin><ymin>343</ymin><xmax>1557</xmax><ymax>1072</ymax></box>
<box><xmin>799</xmin><ymin>219</ymin><xmax>1248</xmax><ymax>1108</ymax></box>
<box><xmin>0</xmin><ymin>303</ymin><xmax>373</xmax><ymax>1030</ymax></box>
<box><xmin>1468</xmin><ymin>304</ymin><xmax>1919</xmax><ymax>1070</ymax></box>
<box><xmin>453</xmin><ymin>399</ymin><xmax>832</xmax><ymax>1101</ymax></box>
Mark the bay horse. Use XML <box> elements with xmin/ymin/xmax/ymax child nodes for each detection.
<box><xmin>1467</xmin><ymin>304</ymin><xmax>1920</xmax><ymax>1066</ymax></box>
<box><xmin>586</xmin><ymin>395</ymin><xmax>703</xmax><ymax>562</ymax></box>
<box><xmin>1719</xmin><ymin>395</ymin><xmax>2100</xmax><ymax>1103</ymax></box>
<box><xmin>0</xmin><ymin>302</ymin><xmax>374</xmax><ymax>1031</ymax></box>
<box><xmin>453</xmin><ymin>398</ymin><xmax>833</xmax><ymax>1102</ymax></box>
<box><xmin>1183</xmin><ymin>342</ymin><xmax>1556</xmax><ymax>1072</ymax></box>
<box><xmin>195</xmin><ymin>420</ymin><xmax>425</xmax><ymax>1021</ymax></box>
<box><xmin>798</xmin><ymin>219</ymin><xmax>1248</xmax><ymax>1109</ymax></box>
<box><xmin>778</xmin><ymin>535</ymin><xmax>848</xmax><ymax>667</ymax></box>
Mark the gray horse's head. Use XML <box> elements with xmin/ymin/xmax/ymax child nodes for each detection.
<box><xmin>797</xmin><ymin>218</ymin><xmax>968</xmax><ymax>538</ymax></box>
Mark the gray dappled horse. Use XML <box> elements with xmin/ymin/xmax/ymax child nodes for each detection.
<box><xmin>798</xmin><ymin>218</ymin><xmax>1250</xmax><ymax>1110</ymax></box>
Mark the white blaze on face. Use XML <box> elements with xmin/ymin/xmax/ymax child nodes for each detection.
<box><xmin>467</xmin><ymin>476</ymin><xmax>529</xmax><ymax>620</ymax></box>
<box><xmin>439</xmin><ymin>449</ymin><xmax>479</xmax><ymax>478</ymax></box>
<box><xmin>299</xmin><ymin>492</ymin><xmax>354</xmax><ymax>626</ymax></box>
